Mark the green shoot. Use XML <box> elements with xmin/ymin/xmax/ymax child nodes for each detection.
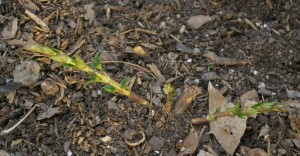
<box><xmin>191</xmin><ymin>102</ymin><xmax>286</xmax><ymax>124</ymax></box>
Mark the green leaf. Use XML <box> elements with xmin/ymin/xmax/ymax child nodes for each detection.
<box><xmin>91</xmin><ymin>52</ymin><xmax>102</xmax><ymax>70</ymax></box>
<box><xmin>121</xmin><ymin>76</ymin><xmax>130</xmax><ymax>89</ymax></box>
<box><xmin>103</xmin><ymin>85</ymin><xmax>118</xmax><ymax>93</ymax></box>
<box><xmin>61</xmin><ymin>63</ymin><xmax>75</xmax><ymax>68</ymax></box>
<box><xmin>85</xmin><ymin>76</ymin><xmax>101</xmax><ymax>85</ymax></box>
<box><xmin>207</xmin><ymin>64</ymin><xmax>214</xmax><ymax>72</ymax></box>
<box><xmin>214</xmin><ymin>107</ymin><xmax>221</xmax><ymax>114</ymax></box>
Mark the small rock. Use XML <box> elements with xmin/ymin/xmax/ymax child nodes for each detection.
<box><xmin>92</xmin><ymin>90</ymin><xmax>97</xmax><ymax>98</ymax></box>
<box><xmin>13</xmin><ymin>61</ymin><xmax>40</xmax><ymax>86</ymax></box>
<box><xmin>287</xmin><ymin>90</ymin><xmax>300</xmax><ymax>99</ymax></box>
<box><xmin>201</xmin><ymin>72</ymin><xmax>218</xmax><ymax>81</ymax></box>
<box><xmin>277</xmin><ymin>149</ymin><xmax>286</xmax><ymax>155</ymax></box>
<box><xmin>70</xmin><ymin>92</ymin><xmax>83</xmax><ymax>103</ymax></box>
<box><xmin>246</xmin><ymin>76</ymin><xmax>257</xmax><ymax>84</ymax></box>
<box><xmin>258</xmin><ymin>82</ymin><xmax>265</xmax><ymax>89</ymax></box>
<box><xmin>1</xmin><ymin>18</ymin><xmax>18</xmax><ymax>38</ymax></box>
<box><xmin>68</xmin><ymin>20</ymin><xmax>77</xmax><ymax>29</ymax></box>
<box><xmin>176</xmin><ymin>43</ymin><xmax>193</xmax><ymax>53</ymax></box>
<box><xmin>41</xmin><ymin>81</ymin><xmax>59</xmax><ymax>96</ymax></box>
<box><xmin>187</xmin><ymin>15</ymin><xmax>212</xmax><ymax>29</ymax></box>
<box><xmin>101</xmin><ymin>136</ymin><xmax>112</xmax><ymax>144</ymax></box>
<box><xmin>0</xmin><ymin>41</ymin><xmax>7</xmax><ymax>52</ymax></box>
<box><xmin>284</xmin><ymin>139</ymin><xmax>294</xmax><ymax>147</ymax></box>
<box><xmin>109</xmin><ymin>146</ymin><xmax>118</xmax><ymax>154</ymax></box>
<box><xmin>192</xmin><ymin>48</ymin><xmax>201</xmax><ymax>56</ymax></box>
<box><xmin>148</xmin><ymin>136</ymin><xmax>164</xmax><ymax>151</ymax></box>
<box><xmin>160</xmin><ymin>21</ymin><xmax>166</xmax><ymax>28</ymax></box>
<box><xmin>166</xmin><ymin>148</ymin><xmax>177</xmax><ymax>156</ymax></box>
<box><xmin>146</xmin><ymin>124</ymin><xmax>154</xmax><ymax>136</ymax></box>
<box><xmin>0</xmin><ymin>150</ymin><xmax>10</xmax><ymax>156</ymax></box>
<box><xmin>5</xmin><ymin>90</ymin><xmax>16</xmax><ymax>104</ymax></box>
<box><xmin>107</xmin><ymin>101</ymin><xmax>117</xmax><ymax>110</ymax></box>
<box><xmin>292</xmin><ymin>139</ymin><xmax>300</xmax><ymax>149</ymax></box>
<box><xmin>155</xmin><ymin>121</ymin><xmax>163</xmax><ymax>128</ymax></box>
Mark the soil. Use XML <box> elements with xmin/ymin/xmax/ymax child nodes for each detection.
<box><xmin>0</xmin><ymin>0</ymin><xmax>300</xmax><ymax>155</ymax></box>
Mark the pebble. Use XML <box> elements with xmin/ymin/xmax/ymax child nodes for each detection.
<box><xmin>286</xmin><ymin>90</ymin><xmax>300</xmax><ymax>99</ymax></box>
<box><xmin>258</xmin><ymin>82</ymin><xmax>265</xmax><ymax>89</ymax></box>
<box><xmin>277</xmin><ymin>149</ymin><xmax>286</xmax><ymax>155</ymax></box>
<box><xmin>148</xmin><ymin>136</ymin><xmax>164</xmax><ymax>151</ymax></box>
<box><xmin>160</xmin><ymin>21</ymin><xmax>166</xmax><ymax>28</ymax></box>
<box><xmin>0</xmin><ymin>41</ymin><xmax>7</xmax><ymax>52</ymax></box>
<box><xmin>201</xmin><ymin>72</ymin><xmax>218</xmax><ymax>81</ymax></box>
<box><xmin>192</xmin><ymin>48</ymin><xmax>201</xmax><ymax>56</ymax></box>
<box><xmin>101</xmin><ymin>136</ymin><xmax>112</xmax><ymax>144</ymax></box>
<box><xmin>187</xmin><ymin>15</ymin><xmax>212</xmax><ymax>29</ymax></box>
<box><xmin>109</xmin><ymin>146</ymin><xmax>118</xmax><ymax>154</ymax></box>
<box><xmin>92</xmin><ymin>90</ymin><xmax>97</xmax><ymax>98</ymax></box>
<box><xmin>179</xmin><ymin>25</ymin><xmax>186</xmax><ymax>34</ymax></box>
<box><xmin>292</xmin><ymin>139</ymin><xmax>300</xmax><ymax>149</ymax></box>
<box><xmin>1</xmin><ymin>18</ymin><xmax>18</xmax><ymax>38</ymax></box>
<box><xmin>13</xmin><ymin>61</ymin><xmax>40</xmax><ymax>86</ymax></box>
<box><xmin>258</xmin><ymin>88</ymin><xmax>274</xmax><ymax>96</ymax></box>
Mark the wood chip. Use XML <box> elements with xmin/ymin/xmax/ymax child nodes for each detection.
<box><xmin>244</xmin><ymin>18</ymin><xmax>258</xmax><ymax>31</ymax></box>
<box><xmin>25</xmin><ymin>9</ymin><xmax>50</xmax><ymax>32</ymax></box>
<box><xmin>147</xmin><ymin>64</ymin><xmax>165</xmax><ymax>82</ymax></box>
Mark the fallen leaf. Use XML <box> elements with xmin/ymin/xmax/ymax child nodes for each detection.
<box><xmin>187</xmin><ymin>15</ymin><xmax>212</xmax><ymax>29</ymax></box>
<box><xmin>133</xmin><ymin>46</ymin><xmax>150</xmax><ymax>59</ymax></box>
<box><xmin>0</xmin><ymin>150</ymin><xmax>10</xmax><ymax>156</ymax></box>
<box><xmin>208</xmin><ymin>82</ymin><xmax>247</xmax><ymax>155</ymax></box>
<box><xmin>37</xmin><ymin>107</ymin><xmax>61</xmax><ymax>120</ymax></box>
<box><xmin>240</xmin><ymin>146</ymin><xmax>268</xmax><ymax>156</ymax></box>
<box><xmin>177</xmin><ymin>127</ymin><xmax>199</xmax><ymax>156</ymax></box>
<box><xmin>84</xmin><ymin>3</ymin><xmax>95</xmax><ymax>25</ymax></box>
<box><xmin>174</xmin><ymin>85</ymin><xmax>201</xmax><ymax>115</ymax></box>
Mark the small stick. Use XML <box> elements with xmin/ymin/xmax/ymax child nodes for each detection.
<box><xmin>25</xmin><ymin>10</ymin><xmax>50</xmax><ymax>32</ymax></box>
<box><xmin>0</xmin><ymin>105</ymin><xmax>37</xmax><ymax>136</ymax></box>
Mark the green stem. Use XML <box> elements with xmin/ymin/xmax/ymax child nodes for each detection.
<box><xmin>24</xmin><ymin>43</ymin><xmax>148</xmax><ymax>105</ymax></box>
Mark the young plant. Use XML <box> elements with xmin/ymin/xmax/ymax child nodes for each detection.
<box><xmin>191</xmin><ymin>102</ymin><xmax>286</xmax><ymax>124</ymax></box>
<box><xmin>24</xmin><ymin>43</ymin><xmax>148</xmax><ymax>105</ymax></box>
<box><xmin>163</xmin><ymin>83</ymin><xmax>175</xmax><ymax>114</ymax></box>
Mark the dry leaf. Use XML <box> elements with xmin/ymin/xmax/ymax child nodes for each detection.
<box><xmin>177</xmin><ymin>127</ymin><xmax>199</xmax><ymax>156</ymax></box>
<box><xmin>208</xmin><ymin>82</ymin><xmax>247</xmax><ymax>155</ymax></box>
<box><xmin>84</xmin><ymin>3</ymin><xmax>95</xmax><ymax>25</ymax></box>
<box><xmin>187</xmin><ymin>15</ymin><xmax>212</xmax><ymax>29</ymax></box>
<box><xmin>133</xmin><ymin>46</ymin><xmax>150</xmax><ymax>59</ymax></box>
<box><xmin>37</xmin><ymin>107</ymin><xmax>61</xmax><ymax>120</ymax></box>
<box><xmin>240</xmin><ymin>146</ymin><xmax>268</xmax><ymax>156</ymax></box>
<box><xmin>174</xmin><ymin>85</ymin><xmax>201</xmax><ymax>115</ymax></box>
<box><xmin>0</xmin><ymin>150</ymin><xmax>10</xmax><ymax>156</ymax></box>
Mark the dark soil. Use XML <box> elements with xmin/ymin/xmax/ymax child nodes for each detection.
<box><xmin>0</xmin><ymin>0</ymin><xmax>300</xmax><ymax>155</ymax></box>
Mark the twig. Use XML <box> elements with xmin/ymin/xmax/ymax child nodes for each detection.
<box><xmin>25</xmin><ymin>10</ymin><xmax>50</xmax><ymax>32</ymax></box>
<box><xmin>0</xmin><ymin>105</ymin><xmax>37</xmax><ymax>136</ymax></box>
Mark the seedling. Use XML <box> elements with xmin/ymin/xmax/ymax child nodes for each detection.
<box><xmin>24</xmin><ymin>43</ymin><xmax>148</xmax><ymax>105</ymax></box>
<box><xmin>163</xmin><ymin>83</ymin><xmax>175</xmax><ymax>114</ymax></box>
<box><xmin>191</xmin><ymin>102</ymin><xmax>286</xmax><ymax>124</ymax></box>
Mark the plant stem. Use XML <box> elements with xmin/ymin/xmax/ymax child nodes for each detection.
<box><xmin>191</xmin><ymin>102</ymin><xmax>286</xmax><ymax>124</ymax></box>
<box><xmin>24</xmin><ymin>43</ymin><xmax>148</xmax><ymax>105</ymax></box>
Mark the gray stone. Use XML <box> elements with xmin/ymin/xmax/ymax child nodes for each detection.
<box><xmin>148</xmin><ymin>136</ymin><xmax>164</xmax><ymax>151</ymax></box>
<box><xmin>277</xmin><ymin>149</ymin><xmax>286</xmax><ymax>155</ymax></box>
<box><xmin>292</xmin><ymin>139</ymin><xmax>300</xmax><ymax>149</ymax></box>
<box><xmin>201</xmin><ymin>72</ymin><xmax>218</xmax><ymax>81</ymax></box>
<box><xmin>13</xmin><ymin>61</ymin><xmax>40</xmax><ymax>86</ymax></box>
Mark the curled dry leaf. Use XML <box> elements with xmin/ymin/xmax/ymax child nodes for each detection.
<box><xmin>204</xmin><ymin>52</ymin><xmax>251</xmax><ymax>66</ymax></box>
<box><xmin>124</xmin><ymin>131</ymin><xmax>146</xmax><ymax>147</ymax></box>
<box><xmin>174</xmin><ymin>85</ymin><xmax>201</xmax><ymax>115</ymax></box>
<box><xmin>133</xmin><ymin>46</ymin><xmax>151</xmax><ymax>59</ymax></box>
<box><xmin>208</xmin><ymin>82</ymin><xmax>247</xmax><ymax>155</ymax></box>
<box><xmin>177</xmin><ymin>127</ymin><xmax>199</xmax><ymax>156</ymax></box>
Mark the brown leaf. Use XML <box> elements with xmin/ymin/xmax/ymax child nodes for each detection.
<box><xmin>177</xmin><ymin>127</ymin><xmax>199</xmax><ymax>156</ymax></box>
<box><xmin>174</xmin><ymin>85</ymin><xmax>201</xmax><ymax>115</ymax></box>
<box><xmin>37</xmin><ymin>107</ymin><xmax>61</xmax><ymax>120</ymax></box>
<box><xmin>187</xmin><ymin>15</ymin><xmax>212</xmax><ymax>29</ymax></box>
<box><xmin>208</xmin><ymin>82</ymin><xmax>247</xmax><ymax>155</ymax></box>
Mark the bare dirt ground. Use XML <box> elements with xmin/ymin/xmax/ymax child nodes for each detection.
<box><xmin>0</xmin><ymin>0</ymin><xmax>300</xmax><ymax>155</ymax></box>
